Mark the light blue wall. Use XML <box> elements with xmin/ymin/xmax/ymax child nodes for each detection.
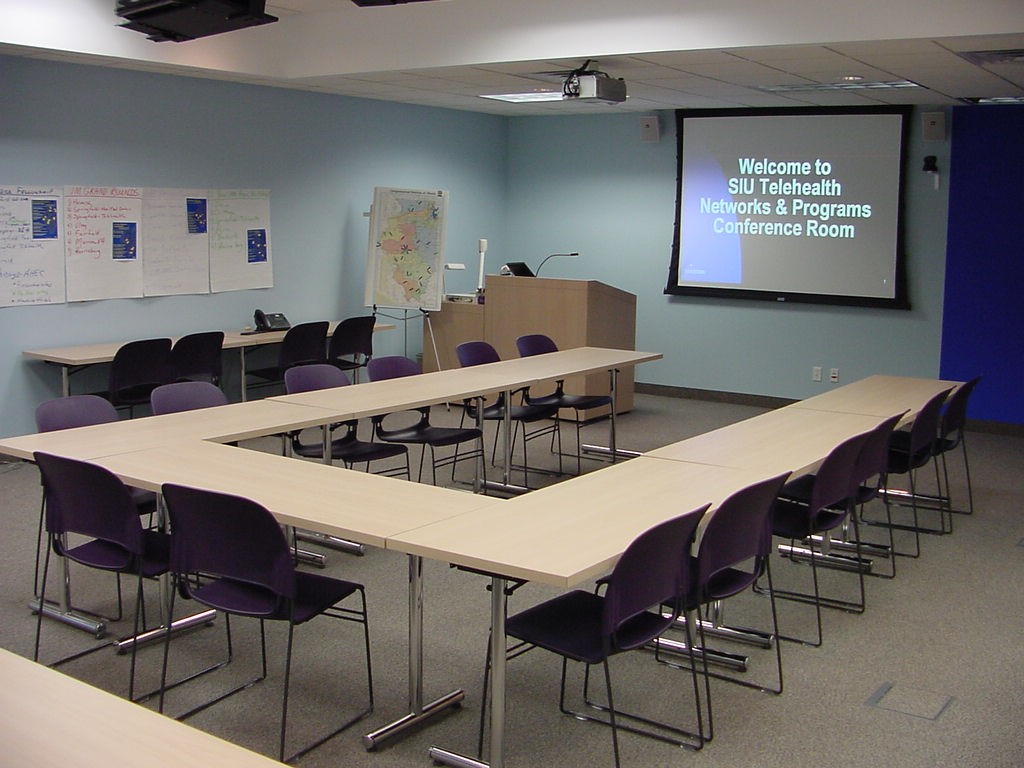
<box><xmin>0</xmin><ymin>56</ymin><xmax>507</xmax><ymax>436</ymax></box>
<box><xmin>0</xmin><ymin>55</ymin><xmax>955</xmax><ymax>437</ymax></box>
<box><xmin>504</xmin><ymin>112</ymin><xmax>950</xmax><ymax>401</ymax></box>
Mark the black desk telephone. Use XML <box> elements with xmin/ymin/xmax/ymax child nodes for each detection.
<box><xmin>253</xmin><ymin>309</ymin><xmax>291</xmax><ymax>332</ymax></box>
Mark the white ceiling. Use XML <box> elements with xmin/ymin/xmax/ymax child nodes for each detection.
<box><xmin>3</xmin><ymin>0</ymin><xmax>1024</xmax><ymax>115</ymax></box>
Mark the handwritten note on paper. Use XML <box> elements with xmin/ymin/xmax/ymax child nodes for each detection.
<box><xmin>209</xmin><ymin>189</ymin><xmax>273</xmax><ymax>293</ymax></box>
<box><xmin>142</xmin><ymin>188</ymin><xmax>211</xmax><ymax>296</ymax></box>
<box><xmin>64</xmin><ymin>186</ymin><xmax>145</xmax><ymax>302</ymax></box>
<box><xmin>0</xmin><ymin>185</ymin><xmax>66</xmax><ymax>307</ymax></box>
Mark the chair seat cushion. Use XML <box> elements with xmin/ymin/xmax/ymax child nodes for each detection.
<box><xmin>506</xmin><ymin>590</ymin><xmax>670</xmax><ymax>664</ymax></box>
<box><xmin>772</xmin><ymin>498</ymin><xmax>846</xmax><ymax>539</ymax></box>
<box><xmin>381</xmin><ymin>424</ymin><xmax>481</xmax><ymax>448</ymax></box>
<box><xmin>63</xmin><ymin>529</ymin><xmax>169</xmax><ymax>578</ymax></box>
<box><xmin>528</xmin><ymin>393</ymin><xmax>612</xmax><ymax>411</ymax></box>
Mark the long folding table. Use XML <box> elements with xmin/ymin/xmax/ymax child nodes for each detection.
<box><xmin>0</xmin><ymin>364</ymin><xmax>959</xmax><ymax>768</ymax></box>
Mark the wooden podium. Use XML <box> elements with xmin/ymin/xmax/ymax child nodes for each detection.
<box><xmin>423</xmin><ymin>276</ymin><xmax>637</xmax><ymax>418</ymax></box>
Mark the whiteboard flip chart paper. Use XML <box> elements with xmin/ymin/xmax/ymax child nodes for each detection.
<box><xmin>209</xmin><ymin>189</ymin><xmax>273</xmax><ymax>293</ymax></box>
<box><xmin>64</xmin><ymin>186</ymin><xmax>145</xmax><ymax>302</ymax></box>
<box><xmin>142</xmin><ymin>188</ymin><xmax>211</xmax><ymax>296</ymax></box>
<box><xmin>0</xmin><ymin>185</ymin><xmax>66</xmax><ymax>307</ymax></box>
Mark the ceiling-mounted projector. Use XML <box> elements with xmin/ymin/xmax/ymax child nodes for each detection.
<box><xmin>562</xmin><ymin>71</ymin><xmax>627</xmax><ymax>103</ymax></box>
<box><xmin>115</xmin><ymin>0</ymin><xmax>277</xmax><ymax>42</ymax></box>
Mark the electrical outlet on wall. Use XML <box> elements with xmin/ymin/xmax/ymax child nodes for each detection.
<box><xmin>812</xmin><ymin>366</ymin><xmax>822</xmax><ymax>382</ymax></box>
<box><xmin>829</xmin><ymin>367</ymin><xmax>839</xmax><ymax>383</ymax></box>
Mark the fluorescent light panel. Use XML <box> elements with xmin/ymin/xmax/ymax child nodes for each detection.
<box><xmin>480</xmin><ymin>91</ymin><xmax>563</xmax><ymax>103</ymax></box>
<box><xmin>760</xmin><ymin>80</ymin><xmax>920</xmax><ymax>93</ymax></box>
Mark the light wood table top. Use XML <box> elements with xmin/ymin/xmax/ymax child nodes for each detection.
<box><xmin>388</xmin><ymin>457</ymin><xmax>766</xmax><ymax>588</ymax></box>
<box><xmin>22</xmin><ymin>321</ymin><xmax>395</xmax><ymax>366</ymax></box>
<box><xmin>1</xmin><ymin>647</ymin><xmax>286</xmax><ymax>768</ymax></box>
<box><xmin>646</xmin><ymin>406</ymin><xmax>888</xmax><ymax>477</ymax></box>
<box><xmin>0</xmin><ymin>400</ymin><xmax>340</xmax><ymax>462</ymax></box>
<box><xmin>791</xmin><ymin>374</ymin><xmax>958</xmax><ymax>419</ymax></box>
<box><xmin>90</xmin><ymin>440</ymin><xmax>499</xmax><ymax>550</ymax></box>
<box><xmin>272</xmin><ymin>347</ymin><xmax>661</xmax><ymax>418</ymax></box>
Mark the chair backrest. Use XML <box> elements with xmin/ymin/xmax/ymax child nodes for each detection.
<box><xmin>366</xmin><ymin>355</ymin><xmax>420</xmax><ymax>381</ymax></box>
<box><xmin>905</xmin><ymin>387</ymin><xmax>955</xmax><ymax>463</ymax></box>
<box><xmin>939</xmin><ymin>376</ymin><xmax>981</xmax><ymax>442</ymax></box>
<box><xmin>35</xmin><ymin>395</ymin><xmax>119</xmax><ymax>432</ymax></box>
<box><xmin>278</xmin><ymin>321</ymin><xmax>329</xmax><ymax>368</ymax></box>
<box><xmin>109</xmin><ymin>338</ymin><xmax>173</xmax><ymax>393</ymax></box>
<box><xmin>169</xmin><ymin>331</ymin><xmax>224</xmax><ymax>381</ymax></box>
<box><xmin>161</xmin><ymin>483</ymin><xmax>295</xmax><ymax>602</ymax></box>
<box><xmin>284</xmin><ymin>363</ymin><xmax>352</xmax><ymax>394</ymax></box>
<box><xmin>516</xmin><ymin>333</ymin><xmax>559</xmax><ymax>357</ymax></box>
<box><xmin>850</xmin><ymin>411</ymin><xmax>906</xmax><ymax>495</ymax></box>
<box><xmin>328</xmin><ymin>316</ymin><xmax>375</xmax><ymax>360</ymax></box>
<box><xmin>807</xmin><ymin>430</ymin><xmax>873</xmax><ymax>519</ymax></box>
<box><xmin>151</xmin><ymin>381</ymin><xmax>228</xmax><ymax>415</ymax></box>
<box><xmin>33</xmin><ymin>452</ymin><xmax>144</xmax><ymax>559</ymax></box>
<box><xmin>696</xmin><ymin>473</ymin><xmax>790</xmax><ymax>591</ymax></box>
<box><xmin>456</xmin><ymin>340</ymin><xmax>500</xmax><ymax>368</ymax></box>
<box><xmin>602</xmin><ymin>504</ymin><xmax>709</xmax><ymax>646</ymax></box>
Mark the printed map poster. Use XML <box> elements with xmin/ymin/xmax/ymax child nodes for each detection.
<box><xmin>364</xmin><ymin>187</ymin><xmax>446</xmax><ymax>312</ymax></box>
<box><xmin>0</xmin><ymin>185</ymin><xmax>66</xmax><ymax>307</ymax></box>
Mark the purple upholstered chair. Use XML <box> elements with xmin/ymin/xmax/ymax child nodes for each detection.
<box><xmin>366</xmin><ymin>356</ymin><xmax>485</xmax><ymax>485</ymax></box>
<box><xmin>159</xmin><ymin>483</ymin><xmax>374</xmax><ymax>763</ymax></box>
<box><xmin>283</xmin><ymin>364</ymin><xmax>408</xmax><ymax>478</ymax></box>
<box><xmin>33</xmin><ymin>452</ymin><xmax>170</xmax><ymax>701</ymax></box>
<box><xmin>455</xmin><ymin>340</ymin><xmax>560</xmax><ymax>484</ymax></box>
<box><xmin>763</xmin><ymin>429</ymin><xmax>873</xmax><ymax>647</ymax></box>
<box><xmin>478</xmin><ymin>505</ymin><xmax>711</xmax><ymax>768</ymax></box>
<box><xmin>150</xmin><ymin>380</ymin><xmax>228</xmax><ymax>415</ymax></box>
<box><xmin>516</xmin><ymin>333</ymin><xmax>614</xmax><ymax>474</ymax></box>
<box><xmin>33</xmin><ymin>396</ymin><xmax>156</xmax><ymax>599</ymax></box>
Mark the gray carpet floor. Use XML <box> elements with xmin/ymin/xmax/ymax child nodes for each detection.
<box><xmin>2</xmin><ymin>393</ymin><xmax>1023</xmax><ymax>768</ymax></box>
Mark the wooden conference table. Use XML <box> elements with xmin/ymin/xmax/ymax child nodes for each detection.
<box><xmin>0</xmin><ymin>346</ymin><xmax>659</xmax><ymax>765</ymax></box>
<box><xmin>22</xmin><ymin>320</ymin><xmax>395</xmax><ymax>401</ymax></box>
<box><xmin>1</xmin><ymin>647</ymin><xmax>286</xmax><ymax>768</ymax></box>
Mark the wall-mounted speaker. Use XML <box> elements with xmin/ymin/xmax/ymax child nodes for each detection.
<box><xmin>922</xmin><ymin>111</ymin><xmax>946</xmax><ymax>142</ymax></box>
<box><xmin>639</xmin><ymin>115</ymin><xmax>660</xmax><ymax>142</ymax></box>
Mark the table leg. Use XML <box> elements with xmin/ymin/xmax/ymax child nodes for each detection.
<box><xmin>429</xmin><ymin>574</ymin><xmax>506</xmax><ymax>768</ymax></box>
<box><xmin>582</xmin><ymin>368</ymin><xmax>642</xmax><ymax>463</ymax></box>
<box><xmin>483</xmin><ymin>389</ymin><xmax>528</xmax><ymax>496</ymax></box>
<box><xmin>362</xmin><ymin>555</ymin><xmax>465</xmax><ymax>750</ymax></box>
<box><xmin>239</xmin><ymin>349</ymin><xmax>248</xmax><ymax>402</ymax></box>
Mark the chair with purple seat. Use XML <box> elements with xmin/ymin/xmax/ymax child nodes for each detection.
<box><xmin>150</xmin><ymin>380</ymin><xmax>229</xmax><ymax>415</ymax></box>
<box><xmin>32</xmin><ymin>452</ymin><xmax>170</xmax><ymax>701</ymax></box>
<box><xmin>934</xmin><ymin>376</ymin><xmax>981</xmax><ymax>517</ymax></box>
<box><xmin>158</xmin><ymin>483</ymin><xmax>374</xmax><ymax>763</ymax></box>
<box><xmin>478</xmin><ymin>505</ymin><xmax>711</xmax><ymax>767</ymax></box>
<box><xmin>284</xmin><ymin>364</ymin><xmax>409</xmax><ymax>478</ymax></box>
<box><xmin>32</xmin><ymin>395</ymin><xmax>157</xmax><ymax>602</ymax></box>
<box><xmin>366</xmin><ymin>355</ymin><xmax>486</xmax><ymax>486</ymax></box>
<box><xmin>658</xmin><ymin>472</ymin><xmax>792</xmax><ymax>729</ymax></box>
<box><xmin>516</xmin><ymin>333</ymin><xmax>614</xmax><ymax>475</ymax></box>
<box><xmin>863</xmin><ymin>387</ymin><xmax>955</xmax><ymax>556</ymax></box>
<box><xmin>757</xmin><ymin>429</ymin><xmax>872</xmax><ymax>647</ymax></box>
<box><xmin>455</xmin><ymin>340</ymin><xmax>560</xmax><ymax>485</ymax></box>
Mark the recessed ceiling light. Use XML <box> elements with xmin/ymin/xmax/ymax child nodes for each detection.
<box><xmin>840</xmin><ymin>75</ymin><xmax>864</xmax><ymax>82</ymax></box>
<box><xmin>961</xmin><ymin>96</ymin><xmax>1024</xmax><ymax>104</ymax></box>
<box><xmin>760</xmin><ymin>80</ymin><xmax>919</xmax><ymax>92</ymax></box>
<box><xmin>480</xmin><ymin>91</ymin><xmax>564</xmax><ymax>103</ymax></box>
